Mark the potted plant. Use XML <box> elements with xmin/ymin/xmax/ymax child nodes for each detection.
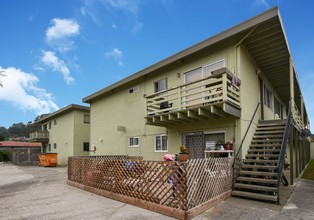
<box><xmin>179</xmin><ymin>145</ymin><xmax>189</xmax><ymax>162</ymax></box>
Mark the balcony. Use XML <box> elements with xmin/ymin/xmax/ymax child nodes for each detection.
<box><xmin>145</xmin><ymin>68</ymin><xmax>241</xmax><ymax>126</ymax></box>
<box><xmin>30</xmin><ymin>131</ymin><xmax>49</xmax><ymax>142</ymax></box>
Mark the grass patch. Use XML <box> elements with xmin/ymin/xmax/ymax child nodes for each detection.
<box><xmin>302</xmin><ymin>159</ymin><xmax>314</xmax><ymax>180</ymax></box>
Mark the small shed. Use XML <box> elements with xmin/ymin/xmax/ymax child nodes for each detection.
<box><xmin>0</xmin><ymin>141</ymin><xmax>42</xmax><ymax>166</ymax></box>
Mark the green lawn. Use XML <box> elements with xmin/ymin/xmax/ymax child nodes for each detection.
<box><xmin>302</xmin><ymin>159</ymin><xmax>314</xmax><ymax>180</ymax></box>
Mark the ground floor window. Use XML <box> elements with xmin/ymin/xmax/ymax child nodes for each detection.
<box><xmin>129</xmin><ymin>137</ymin><xmax>140</xmax><ymax>147</ymax></box>
<box><xmin>274</xmin><ymin>97</ymin><xmax>281</xmax><ymax>119</ymax></box>
<box><xmin>83</xmin><ymin>142</ymin><xmax>90</xmax><ymax>152</ymax></box>
<box><xmin>154</xmin><ymin>134</ymin><xmax>168</xmax><ymax>152</ymax></box>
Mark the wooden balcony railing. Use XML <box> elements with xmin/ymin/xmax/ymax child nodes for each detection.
<box><xmin>146</xmin><ymin>68</ymin><xmax>241</xmax><ymax>120</ymax></box>
<box><xmin>292</xmin><ymin>101</ymin><xmax>303</xmax><ymax>129</ymax></box>
<box><xmin>30</xmin><ymin>131</ymin><xmax>49</xmax><ymax>141</ymax></box>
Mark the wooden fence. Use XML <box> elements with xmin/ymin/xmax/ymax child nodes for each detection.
<box><xmin>67</xmin><ymin>156</ymin><xmax>233</xmax><ymax>220</ymax></box>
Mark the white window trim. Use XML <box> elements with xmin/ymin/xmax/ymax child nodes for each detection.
<box><xmin>154</xmin><ymin>134</ymin><xmax>168</xmax><ymax>152</ymax></box>
<box><xmin>129</xmin><ymin>137</ymin><xmax>140</xmax><ymax>147</ymax></box>
<box><xmin>154</xmin><ymin>78</ymin><xmax>168</xmax><ymax>93</ymax></box>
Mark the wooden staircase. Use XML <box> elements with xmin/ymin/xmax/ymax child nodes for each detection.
<box><xmin>232</xmin><ymin>119</ymin><xmax>286</xmax><ymax>203</ymax></box>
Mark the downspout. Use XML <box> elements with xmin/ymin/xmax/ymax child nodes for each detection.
<box><xmin>233</xmin><ymin>25</ymin><xmax>258</xmax><ymax>158</ymax></box>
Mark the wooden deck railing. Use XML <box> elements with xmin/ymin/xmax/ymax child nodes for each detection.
<box><xmin>146</xmin><ymin>68</ymin><xmax>240</xmax><ymax>116</ymax></box>
<box><xmin>29</xmin><ymin>131</ymin><xmax>49</xmax><ymax>140</ymax></box>
<box><xmin>67</xmin><ymin>156</ymin><xmax>233</xmax><ymax>220</ymax></box>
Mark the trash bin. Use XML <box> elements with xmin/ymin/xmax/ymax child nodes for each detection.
<box><xmin>38</xmin><ymin>153</ymin><xmax>58</xmax><ymax>167</ymax></box>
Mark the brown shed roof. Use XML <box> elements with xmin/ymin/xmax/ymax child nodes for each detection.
<box><xmin>0</xmin><ymin>141</ymin><xmax>42</xmax><ymax>148</ymax></box>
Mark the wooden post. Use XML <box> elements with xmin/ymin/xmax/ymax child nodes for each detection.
<box><xmin>289</xmin><ymin>126</ymin><xmax>294</xmax><ymax>185</ymax></box>
<box><xmin>295</xmin><ymin>129</ymin><xmax>299</xmax><ymax>179</ymax></box>
<box><xmin>222</xmin><ymin>73</ymin><xmax>227</xmax><ymax>102</ymax></box>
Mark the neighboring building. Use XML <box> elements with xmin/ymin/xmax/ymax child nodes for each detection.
<box><xmin>83</xmin><ymin>7</ymin><xmax>309</xmax><ymax>162</ymax></box>
<box><xmin>30</xmin><ymin>104</ymin><xmax>90</xmax><ymax>165</ymax></box>
<box><xmin>0</xmin><ymin>141</ymin><xmax>41</xmax><ymax>166</ymax></box>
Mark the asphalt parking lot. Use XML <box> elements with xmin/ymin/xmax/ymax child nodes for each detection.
<box><xmin>1</xmin><ymin>163</ymin><xmax>314</xmax><ymax>220</ymax></box>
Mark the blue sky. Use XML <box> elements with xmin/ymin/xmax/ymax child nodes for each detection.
<box><xmin>0</xmin><ymin>0</ymin><xmax>313</xmax><ymax>129</ymax></box>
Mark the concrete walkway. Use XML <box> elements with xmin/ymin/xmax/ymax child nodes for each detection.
<box><xmin>1</xmin><ymin>163</ymin><xmax>314</xmax><ymax>220</ymax></box>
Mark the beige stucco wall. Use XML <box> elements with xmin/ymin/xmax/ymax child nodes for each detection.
<box><xmin>90</xmin><ymin>44</ymin><xmax>238</xmax><ymax>161</ymax></box>
<box><xmin>89</xmin><ymin>40</ymin><xmax>290</xmax><ymax>161</ymax></box>
<box><xmin>45</xmin><ymin>113</ymin><xmax>74</xmax><ymax>165</ymax></box>
<box><xmin>45</xmin><ymin>109</ymin><xmax>90</xmax><ymax>165</ymax></box>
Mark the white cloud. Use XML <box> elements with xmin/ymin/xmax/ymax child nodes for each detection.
<box><xmin>104</xmin><ymin>48</ymin><xmax>124</xmax><ymax>66</ymax></box>
<box><xmin>46</xmin><ymin>18</ymin><xmax>80</xmax><ymax>52</ymax></box>
<box><xmin>41</xmin><ymin>51</ymin><xmax>74</xmax><ymax>85</ymax></box>
<box><xmin>254</xmin><ymin>0</ymin><xmax>270</xmax><ymax>8</ymax></box>
<box><xmin>102</xmin><ymin>0</ymin><xmax>139</xmax><ymax>15</ymax></box>
<box><xmin>0</xmin><ymin>66</ymin><xmax>59</xmax><ymax>115</ymax></box>
<box><xmin>112</xmin><ymin>24</ymin><xmax>118</xmax><ymax>29</ymax></box>
<box><xmin>132</xmin><ymin>21</ymin><xmax>143</xmax><ymax>35</ymax></box>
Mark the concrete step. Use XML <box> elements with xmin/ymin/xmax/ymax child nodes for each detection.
<box><xmin>234</xmin><ymin>183</ymin><xmax>278</xmax><ymax>192</ymax></box>
<box><xmin>237</xmin><ymin>176</ymin><xmax>277</xmax><ymax>184</ymax></box>
<box><xmin>232</xmin><ymin>190</ymin><xmax>277</xmax><ymax>202</ymax></box>
<box><xmin>239</xmin><ymin>170</ymin><xmax>277</xmax><ymax>177</ymax></box>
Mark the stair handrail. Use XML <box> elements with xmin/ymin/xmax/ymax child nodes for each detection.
<box><xmin>235</xmin><ymin>102</ymin><xmax>261</xmax><ymax>159</ymax></box>
<box><xmin>276</xmin><ymin>103</ymin><xmax>292</xmax><ymax>202</ymax></box>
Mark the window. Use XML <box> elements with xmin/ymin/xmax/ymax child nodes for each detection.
<box><xmin>274</xmin><ymin>97</ymin><xmax>281</xmax><ymax>119</ymax></box>
<box><xmin>264</xmin><ymin>85</ymin><xmax>273</xmax><ymax>109</ymax></box>
<box><xmin>129</xmin><ymin>137</ymin><xmax>140</xmax><ymax>147</ymax></box>
<box><xmin>54</xmin><ymin>119</ymin><xmax>57</xmax><ymax>125</ymax></box>
<box><xmin>43</xmin><ymin>124</ymin><xmax>48</xmax><ymax>131</ymax></box>
<box><xmin>83</xmin><ymin>142</ymin><xmax>90</xmax><ymax>152</ymax></box>
<box><xmin>48</xmin><ymin>122</ymin><xmax>51</xmax><ymax>129</ymax></box>
<box><xmin>84</xmin><ymin>114</ymin><xmax>90</xmax><ymax>124</ymax></box>
<box><xmin>53</xmin><ymin>143</ymin><xmax>57</xmax><ymax>149</ymax></box>
<box><xmin>154</xmin><ymin>134</ymin><xmax>168</xmax><ymax>152</ymax></box>
<box><xmin>154</xmin><ymin>78</ymin><xmax>167</xmax><ymax>93</ymax></box>
<box><xmin>202</xmin><ymin>59</ymin><xmax>225</xmax><ymax>78</ymax></box>
<box><xmin>184</xmin><ymin>59</ymin><xmax>225</xmax><ymax>83</ymax></box>
<box><xmin>48</xmin><ymin>144</ymin><xmax>51</xmax><ymax>151</ymax></box>
<box><xmin>128</xmin><ymin>85</ymin><xmax>139</xmax><ymax>94</ymax></box>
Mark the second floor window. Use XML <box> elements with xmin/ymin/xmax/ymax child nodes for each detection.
<box><xmin>53</xmin><ymin>143</ymin><xmax>57</xmax><ymax>149</ymax></box>
<box><xmin>264</xmin><ymin>85</ymin><xmax>273</xmax><ymax>109</ymax></box>
<box><xmin>84</xmin><ymin>114</ymin><xmax>90</xmax><ymax>124</ymax></box>
<box><xmin>154</xmin><ymin>78</ymin><xmax>167</xmax><ymax>93</ymax></box>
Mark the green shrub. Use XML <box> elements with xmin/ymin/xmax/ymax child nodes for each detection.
<box><xmin>0</xmin><ymin>150</ymin><xmax>12</xmax><ymax>162</ymax></box>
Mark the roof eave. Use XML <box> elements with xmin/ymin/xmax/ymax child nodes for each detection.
<box><xmin>83</xmin><ymin>7</ymin><xmax>280</xmax><ymax>103</ymax></box>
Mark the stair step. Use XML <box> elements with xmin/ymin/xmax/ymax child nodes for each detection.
<box><xmin>259</xmin><ymin>119</ymin><xmax>286</xmax><ymax>125</ymax></box>
<box><xmin>253</xmin><ymin>135</ymin><xmax>283</xmax><ymax>139</ymax></box>
<box><xmin>240</xmin><ymin>170</ymin><xmax>277</xmax><ymax>177</ymax></box>
<box><xmin>255</xmin><ymin>130</ymin><xmax>284</xmax><ymax>135</ymax></box>
<box><xmin>250</xmin><ymin>143</ymin><xmax>281</xmax><ymax>148</ymax></box>
<box><xmin>234</xmin><ymin>183</ymin><xmax>278</xmax><ymax>192</ymax></box>
<box><xmin>256</xmin><ymin>127</ymin><xmax>285</xmax><ymax>131</ymax></box>
<box><xmin>246</xmin><ymin>154</ymin><xmax>279</xmax><ymax>158</ymax></box>
<box><xmin>248</xmin><ymin>149</ymin><xmax>281</xmax><ymax>153</ymax></box>
<box><xmin>252</xmin><ymin>139</ymin><xmax>282</xmax><ymax>143</ymax></box>
<box><xmin>242</xmin><ymin>164</ymin><xmax>277</xmax><ymax>169</ymax></box>
<box><xmin>237</xmin><ymin>177</ymin><xmax>277</xmax><ymax>184</ymax></box>
<box><xmin>243</xmin><ymin>159</ymin><xmax>278</xmax><ymax>164</ymax></box>
<box><xmin>232</xmin><ymin>190</ymin><xmax>277</xmax><ymax>202</ymax></box>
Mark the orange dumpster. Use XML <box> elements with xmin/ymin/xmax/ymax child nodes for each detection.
<box><xmin>38</xmin><ymin>153</ymin><xmax>58</xmax><ymax>167</ymax></box>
